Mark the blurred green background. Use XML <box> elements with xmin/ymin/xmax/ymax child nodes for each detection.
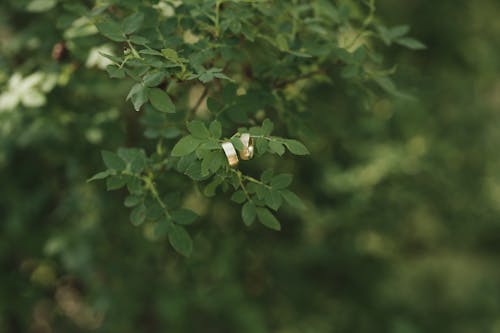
<box><xmin>2</xmin><ymin>0</ymin><xmax>500</xmax><ymax>332</ymax></box>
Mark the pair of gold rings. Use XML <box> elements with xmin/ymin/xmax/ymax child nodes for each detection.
<box><xmin>221</xmin><ymin>133</ymin><xmax>254</xmax><ymax>167</ymax></box>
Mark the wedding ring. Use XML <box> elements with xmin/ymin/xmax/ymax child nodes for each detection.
<box><xmin>239</xmin><ymin>133</ymin><xmax>254</xmax><ymax>160</ymax></box>
<box><xmin>221</xmin><ymin>142</ymin><xmax>239</xmax><ymax>167</ymax></box>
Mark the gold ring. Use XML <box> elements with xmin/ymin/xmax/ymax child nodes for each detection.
<box><xmin>239</xmin><ymin>133</ymin><xmax>254</xmax><ymax>160</ymax></box>
<box><xmin>221</xmin><ymin>142</ymin><xmax>239</xmax><ymax>167</ymax></box>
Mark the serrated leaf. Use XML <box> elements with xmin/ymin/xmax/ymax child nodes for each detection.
<box><xmin>283</xmin><ymin>139</ymin><xmax>310</xmax><ymax>155</ymax></box>
<box><xmin>271</xmin><ymin>173</ymin><xmax>293</xmax><ymax>189</ymax></box>
<box><xmin>171</xmin><ymin>135</ymin><xmax>202</xmax><ymax>157</ymax></box>
<box><xmin>130</xmin><ymin>203</ymin><xmax>147</xmax><ymax>226</ymax></box>
<box><xmin>242</xmin><ymin>201</ymin><xmax>256</xmax><ymax>226</ymax></box>
<box><xmin>149</xmin><ymin>88</ymin><xmax>175</xmax><ymax>113</ymax></box>
<box><xmin>122</xmin><ymin>12</ymin><xmax>144</xmax><ymax>35</ymax></box>
<box><xmin>171</xmin><ymin>209</ymin><xmax>199</xmax><ymax>225</ymax></box>
<box><xmin>256</xmin><ymin>208</ymin><xmax>281</xmax><ymax>231</ymax></box>
<box><xmin>187</xmin><ymin>120</ymin><xmax>210</xmax><ymax>139</ymax></box>
<box><xmin>168</xmin><ymin>225</ymin><xmax>193</xmax><ymax>257</ymax></box>
<box><xmin>27</xmin><ymin>0</ymin><xmax>56</xmax><ymax>12</ymax></box>
<box><xmin>101</xmin><ymin>150</ymin><xmax>126</xmax><ymax>171</ymax></box>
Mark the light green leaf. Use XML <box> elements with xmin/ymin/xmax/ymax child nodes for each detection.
<box><xmin>269</xmin><ymin>141</ymin><xmax>285</xmax><ymax>156</ymax></box>
<box><xmin>149</xmin><ymin>88</ymin><xmax>175</xmax><ymax>113</ymax></box>
<box><xmin>101</xmin><ymin>150</ymin><xmax>126</xmax><ymax>171</ymax></box>
<box><xmin>96</xmin><ymin>20</ymin><xmax>125</xmax><ymax>42</ymax></box>
<box><xmin>171</xmin><ymin>135</ymin><xmax>201</xmax><ymax>157</ymax></box>
<box><xmin>187</xmin><ymin>120</ymin><xmax>210</xmax><ymax>139</ymax></box>
<box><xmin>127</xmin><ymin>83</ymin><xmax>148</xmax><ymax>111</ymax></box>
<box><xmin>256</xmin><ymin>207</ymin><xmax>281</xmax><ymax>231</ymax></box>
<box><xmin>168</xmin><ymin>225</ymin><xmax>193</xmax><ymax>257</ymax></box>
<box><xmin>209</xmin><ymin>120</ymin><xmax>222</xmax><ymax>139</ymax></box>
<box><xmin>395</xmin><ymin>37</ymin><xmax>426</xmax><ymax>50</ymax></box>
<box><xmin>87</xmin><ymin>170</ymin><xmax>111</xmax><ymax>182</ymax></box>
<box><xmin>27</xmin><ymin>0</ymin><xmax>56</xmax><ymax>12</ymax></box>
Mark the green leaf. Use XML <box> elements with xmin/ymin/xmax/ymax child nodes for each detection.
<box><xmin>26</xmin><ymin>0</ymin><xmax>56</xmax><ymax>12</ymax></box>
<box><xmin>149</xmin><ymin>88</ymin><xmax>175</xmax><ymax>113</ymax></box>
<box><xmin>281</xmin><ymin>190</ymin><xmax>306</xmax><ymax>210</ymax></box>
<box><xmin>171</xmin><ymin>209</ymin><xmax>199</xmax><ymax>225</ymax></box>
<box><xmin>101</xmin><ymin>150</ymin><xmax>126</xmax><ymax>171</ymax></box>
<box><xmin>96</xmin><ymin>20</ymin><xmax>125</xmax><ymax>42</ymax></box>
<box><xmin>256</xmin><ymin>207</ymin><xmax>281</xmax><ymax>231</ymax></box>
<box><xmin>262</xmin><ymin>119</ymin><xmax>274</xmax><ymax>135</ymax></box>
<box><xmin>231</xmin><ymin>190</ymin><xmax>247</xmax><ymax>204</ymax></box>
<box><xmin>283</xmin><ymin>139</ymin><xmax>310</xmax><ymax>155</ymax></box>
<box><xmin>268</xmin><ymin>141</ymin><xmax>285</xmax><ymax>156</ymax></box>
<box><xmin>242</xmin><ymin>201</ymin><xmax>256</xmax><ymax>226</ymax></box>
<box><xmin>124</xmin><ymin>195</ymin><xmax>142</xmax><ymax>208</ymax></box>
<box><xmin>231</xmin><ymin>137</ymin><xmax>245</xmax><ymax>151</ymax></box>
<box><xmin>168</xmin><ymin>225</ymin><xmax>193</xmax><ymax>257</ymax></box>
<box><xmin>143</xmin><ymin>72</ymin><xmax>165</xmax><ymax>87</ymax></box>
<box><xmin>122</xmin><ymin>12</ymin><xmax>144</xmax><ymax>35</ymax></box>
<box><xmin>271</xmin><ymin>173</ymin><xmax>293</xmax><ymax>189</ymax></box>
<box><xmin>395</xmin><ymin>37</ymin><xmax>426</xmax><ymax>50</ymax></box>
<box><xmin>106</xmin><ymin>175</ymin><xmax>127</xmax><ymax>190</ymax></box>
<box><xmin>127</xmin><ymin>83</ymin><xmax>148</xmax><ymax>111</ymax></box>
<box><xmin>130</xmin><ymin>204</ymin><xmax>147</xmax><ymax>226</ymax></box>
<box><xmin>87</xmin><ymin>170</ymin><xmax>111</xmax><ymax>182</ymax></box>
<box><xmin>209</xmin><ymin>120</ymin><xmax>222</xmax><ymax>139</ymax></box>
<box><xmin>171</xmin><ymin>135</ymin><xmax>201</xmax><ymax>157</ymax></box>
<box><xmin>187</xmin><ymin>120</ymin><xmax>210</xmax><ymax>139</ymax></box>
<box><xmin>106</xmin><ymin>65</ymin><xmax>125</xmax><ymax>79</ymax></box>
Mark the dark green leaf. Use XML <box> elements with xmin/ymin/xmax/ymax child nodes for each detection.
<box><xmin>130</xmin><ymin>204</ymin><xmax>147</xmax><ymax>226</ymax></box>
<box><xmin>168</xmin><ymin>225</ymin><xmax>193</xmax><ymax>257</ymax></box>
<box><xmin>101</xmin><ymin>150</ymin><xmax>126</xmax><ymax>171</ymax></box>
<box><xmin>171</xmin><ymin>135</ymin><xmax>202</xmax><ymax>157</ymax></box>
<box><xmin>124</xmin><ymin>195</ymin><xmax>142</xmax><ymax>208</ymax></box>
<box><xmin>122</xmin><ymin>12</ymin><xmax>144</xmax><ymax>35</ymax></box>
<box><xmin>256</xmin><ymin>207</ymin><xmax>281</xmax><ymax>231</ymax></box>
<box><xmin>271</xmin><ymin>173</ymin><xmax>293</xmax><ymax>189</ymax></box>
<box><xmin>242</xmin><ymin>201</ymin><xmax>256</xmax><ymax>226</ymax></box>
<box><xmin>106</xmin><ymin>175</ymin><xmax>127</xmax><ymax>190</ymax></box>
<box><xmin>187</xmin><ymin>120</ymin><xmax>210</xmax><ymax>139</ymax></box>
<box><xmin>283</xmin><ymin>139</ymin><xmax>310</xmax><ymax>155</ymax></box>
<box><xmin>171</xmin><ymin>209</ymin><xmax>199</xmax><ymax>225</ymax></box>
<box><xmin>281</xmin><ymin>190</ymin><xmax>306</xmax><ymax>210</ymax></box>
<box><xmin>149</xmin><ymin>88</ymin><xmax>175</xmax><ymax>113</ymax></box>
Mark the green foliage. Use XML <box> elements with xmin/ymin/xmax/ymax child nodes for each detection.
<box><xmin>7</xmin><ymin>0</ymin><xmax>500</xmax><ymax>332</ymax></box>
